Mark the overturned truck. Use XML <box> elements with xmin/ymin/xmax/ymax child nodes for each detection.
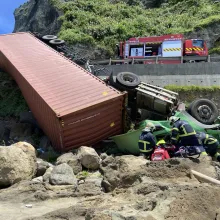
<box><xmin>0</xmin><ymin>32</ymin><xmax>219</xmax><ymax>152</ymax></box>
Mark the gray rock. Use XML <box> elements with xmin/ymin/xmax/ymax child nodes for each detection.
<box><xmin>78</xmin><ymin>180</ymin><xmax>85</xmax><ymax>184</ymax></box>
<box><xmin>102</xmin><ymin>179</ymin><xmax>112</xmax><ymax>193</ymax></box>
<box><xmin>12</xmin><ymin>142</ymin><xmax>37</xmax><ymax>170</ymax></box>
<box><xmin>49</xmin><ymin>163</ymin><xmax>77</xmax><ymax>186</ymax></box>
<box><xmin>0</xmin><ymin>143</ymin><xmax>37</xmax><ymax>187</ymax></box>
<box><xmin>77</xmin><ymin>146</ymin><xmax>101</xmax><ymax>170</ymax></box>
<box><xmin>85</xmin><ymin>171</ymin><xmax>103</xmax><ymax>187</ymax></box>
<box><xmin>56</xmin><ymin>152</ymin><xmax>82</xmax><ymax>175</ymax></box>
<box><xmin>100</xmin><ymin>155</ymin><xmax>146</xmax><ymax>192</ymax></box>
<box><xmin>32</xmin><ymin>176</ymin><xmax>43</xmax><ymax>183</ymax></box>
<box><xmin>100</xmin><ymin>153</ymin><xmax>108</xmax><ymax>160</ymax></box>
<box><xmin>36</xmin><ymin>158</ymin><xmax>52</xmax><ymax>177</ymax></box>
<box><xmin>14</xmin><ymin>0</ymin><xmax>62</xmax><ymax>35</ymax></box>
<box><xmin>76</xmin><ymin>182</ymin><xmax>102</xmax><ymax>197</ymax></box>
<box><xmin>9</xmin><ymin>123</ymin><xmax>33</xmax><ymax>140</ymax></box>
<box><xmin>43</xmin><ymin>167</ymin><xmax>53</xmax><ymax>182</ymax></box>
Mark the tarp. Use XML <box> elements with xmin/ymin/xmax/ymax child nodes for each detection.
<box><xmin>111</xmin><ymin>111</ymin><xmax>220</xmax><ymax>155</ymax></box>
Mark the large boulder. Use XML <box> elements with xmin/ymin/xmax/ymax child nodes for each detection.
<box><xmin>56</xmin><ymin>152</ymin><xmax>82</xmax><ymax>175</ymax></box>
<box><xmin>100</xmin><ymin>155</ymin><xmax>146</xmax><ymax>192</ymax></box>
<box><xmin>0</xmin><ymin>143</ymin><xmax>37</xmax><ymax>187</ymax></box>
<box><xmin>49</xmin><ymin>163</ymin><xmax>78</xmax><ymax>186</ymax></box>
<box><xmin>77</xmin><ymin>146</ymin><xmax>101</xmax><ymax>170</ymax></box>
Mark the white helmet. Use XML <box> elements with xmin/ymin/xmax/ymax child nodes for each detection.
<box><xmin>169</xmin><ymin>116</ymin><xmax>180</xmax><ymax>126</ymax></box>
<box><xmin>143</xmin><ymin>122</ymin><xmax>156</xmax><ymax>132</ymax></box>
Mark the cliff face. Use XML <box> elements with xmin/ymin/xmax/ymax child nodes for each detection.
<box><xmin>13</xmin><ymin>0</ymin><xmax>62</xmax><ymax>35</ymax></box>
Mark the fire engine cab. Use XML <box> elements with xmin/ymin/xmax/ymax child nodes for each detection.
<box><xmin>118</xmin><ymin>34</ymin><xmax>208</xmax><ymax>64</ymax></box>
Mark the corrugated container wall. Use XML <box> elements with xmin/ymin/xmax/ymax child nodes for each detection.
<box><xmin>0</xmin><ymin>33</ymin><xmax>125</xmax><ymax>151</ymax></box>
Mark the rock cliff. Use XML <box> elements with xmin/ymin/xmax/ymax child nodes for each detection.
<box><xmin>14</xmin><ymin>0</ymin><xmax>62</xmax><ymax>35</ymax></box>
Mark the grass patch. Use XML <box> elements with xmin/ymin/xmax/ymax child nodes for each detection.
<box><xmin>209</xmin><ymin>47</ymin><xmax>220</xmax><ymax>54</ymax></box>
<box><xmin>81</xmin><ymin>171</ymin><xmax>89</xmax><ymax>177</ymax></box>
<box><xmin>164</xmin><ymin>85</ymin><xmax>220</xmax><ymax>92</ymax></box>
<box><xmin>0</xmin><ymin>71</ymin><xmax>29</xmax><ymax>117</ymax></box>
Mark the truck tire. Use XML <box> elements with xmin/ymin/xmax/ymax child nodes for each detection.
<box><xmin>188</xmin><ymin>99</ymin><xmax>218</xmax><ymax>125</ymax></box>
<box><xmin>116</xmin><ymin>72</ymin><xmax>140</xmax><ymax>89</ymax></box>
<box><xmin>42</xmin><ymin>35</ymin><xmax>57</xmax><ymax>41</ymax></box>
<box><xmin>49</xmin><ymin>39</ymin><xmax>65</xmax><ymax>45</ymax></box>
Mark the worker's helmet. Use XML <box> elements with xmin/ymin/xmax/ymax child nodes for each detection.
<box><xmin>157</xmin><ymin>139</ymin><xmax>166</xmax><ymax>148</ymax></box>
<box><xmin>169</xmin><ymin>116</ymin><xmax>180</xmax><ymax>126</ymax></box>
<box><xmin>143</xmin><ymin>122</ymin><xmax>156</xmax><ymax>132</ymax></box>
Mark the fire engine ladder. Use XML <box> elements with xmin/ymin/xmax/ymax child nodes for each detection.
<box><xmin>135</xmin><ymin>82</ymin><xmax>179</xmax><ymax>105</ymax></box>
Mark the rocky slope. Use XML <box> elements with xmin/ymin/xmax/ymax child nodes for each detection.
<box><xmin>14</xmin><ymin>0</ymin><xmax>220</xmax><ymax>57</ymax></box>
<box><xmin>0</xmin><ymin>143</ymin><xmax>220</xmax><ymax>220</ymax></box>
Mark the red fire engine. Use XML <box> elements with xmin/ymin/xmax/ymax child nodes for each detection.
<box><xmin>118</xmin><ymin>34</ymin><xmax>208</xmax><ymax>64</ymax></box>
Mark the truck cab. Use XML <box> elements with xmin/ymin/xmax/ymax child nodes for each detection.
<box><xmin>184</xmin><ymin>39</ymin><xmax>208</xmax><ymax>56</ymax></box>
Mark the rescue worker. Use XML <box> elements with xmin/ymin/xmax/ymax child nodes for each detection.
<box><xmin>138</xmin><ymin>122</ymin><xmax>156</xmax><ymax>158</ymax></box>
<box><xmin>196</xmin><ymin>132</ymin><xmax>220</xmax><ymax>162</ymax></box>
<box><xmin>169</xmin><ymin>116</ymin><xmax>200</xmax><ymax>147</ymax></box>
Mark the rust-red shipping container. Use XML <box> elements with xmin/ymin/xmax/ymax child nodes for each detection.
<box><xmin>0</xmin><ymin>32</ymin><xmax>125</xmax><ymax>151</ymax></box>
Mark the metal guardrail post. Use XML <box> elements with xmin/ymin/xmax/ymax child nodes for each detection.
<box><xmin>181</xmin><ymin>56</ymin><xmax>183</xmax><ymax>63</ymax></box>
<box><xmin>156</xmin><ymin>56</ymin><xmax>158</xmax><ymax>64</ymax></box>
<box><xmin>132</xmin><ymin>58</ymin><xmax>134</xmax><ymax>65</ymax></box>
<box><xmin>207</xmin><ymin>55</ymin><xmax>211</xmax><ymax>62</ymax></box>
<box><xmin>109</xmin><ymin>58</ymin><xmax>112</xmax><ymax>65</ymax></box>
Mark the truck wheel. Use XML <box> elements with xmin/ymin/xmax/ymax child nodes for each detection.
<box><xmin>116</xmin><ymin>72</ymin><xmax>140</xmax><ymax>89</ymax></box>
<box><xmin>49</xmin><ymin>39</ymin><xmax>65</xmax><ymax>45</ymax></box>
<box><xmin>42</xmin><ymin>35</ymin><xmax>57</xmax><ymax>41</ymax></box>
<box><xmin>188</xmin><ymin>99</ymin><xmax>218</xmax><ymax>125</ymax></box>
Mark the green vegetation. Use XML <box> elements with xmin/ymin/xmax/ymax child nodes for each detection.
<box><xmin>165</xmin><ymin>85</ymin><xmax>220</xmax><ymax>92</ymax></box>
<box><xmin>209</xmin><ymin>37</ymin><xmax>220</xmax><ymax>54</ymax></box>
<box><xmin>209</xmin><ymin>48</ymin><xmax>220</xmax><ymax>54</ymax></box>
<box><xmin>0</xmin><ymin>72</ymin><xmax>29</xmax><ymax>117</ymax></box>
<box><xmin>165</xmin><ymin>85</ymin><xmax>220</xmax><ymax>105</ymax></box>
<box><xmin>51</xmin><ymin>0</ymin><xmax>220</xmax><ymax>55</ymax></box>
<box><xmin>81</xmin><ymin>171</ymin><xmax>89</xmax><ymax>177</ymax></box>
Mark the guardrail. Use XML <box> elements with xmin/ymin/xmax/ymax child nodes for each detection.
<box><xmin>92</xmin><ymin>55</ymin><xmax>220</xmax><ymax>65</ymax></box>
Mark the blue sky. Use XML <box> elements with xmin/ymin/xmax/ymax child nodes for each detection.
<box><xmin>0</xmin><ymin>0</ymin><xmax>28</xmax><ymax>34</ymax></box>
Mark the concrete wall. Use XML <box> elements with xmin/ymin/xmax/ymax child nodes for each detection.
<box><xmin>104</xmin><ymin>62</ymin><xmax>220</xmax><ymax>87</ymax></box>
